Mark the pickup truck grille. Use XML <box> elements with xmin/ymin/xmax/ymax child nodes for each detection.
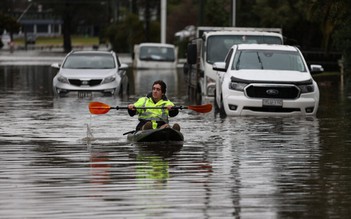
<box><xmin>245</xmin><ymin>85</ymin><xmax>300</xmax><ymax>99</ymax></box>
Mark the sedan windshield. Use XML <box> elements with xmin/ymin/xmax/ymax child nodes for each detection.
<box><xmin>62</xmin><ymin>53</ymin><xmax>116</xmax><ymax>69</ymax></box>
<box><xmin>232</xmin><ymin>50</ymin><xmax>306</xmax><ymax>72</ymax></box>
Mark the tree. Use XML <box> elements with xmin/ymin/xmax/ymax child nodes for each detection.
<box><xmin>204</xmin><ymin>0</ymin><xmax>231</xmax><ymax>26</ymax></box>
<box><xmin>136</xmin><ymin>0</ymin><xmax>160</xmax><ymax>42</ymax></box>
<box><xmin>106</xmin><ymin>12</ymin><xmax>144</xmax><ymax>53</ymax></box>
<box><xmin>327</xmin><ymin>0</ymin><xmax>351</xmax><ymax>73</ymax></box>
<box><xmin>300</xmin><ymin>0</ymin><xmax>351</xmax><ymax>73</ymax></box>
<box><xmin>252</xmin><ymin>0</ymin><xmax>319</xmax><ymax>48</ymax></box>
<box><xmin>168</xmin><ymin>0</ymin><xmax>197</xmax><ymax>42</ymax></box>
<box><xmin>307</xmin><ymin>0</ymin><xmax>347</xmax><ymax>52</ymax></box>
<box><xmin>0</xmin><ymin>13</ymin><xmax>20</xmax><ymax>46</ymax></box>
<box><xmin>34</xmin><ymin>0</ymin><xmax>107</xmax><ymax>52</ymax></box>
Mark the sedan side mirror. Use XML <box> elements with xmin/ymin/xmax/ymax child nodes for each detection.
<box><xmin>51</xmin><ymin>63</ymin><xmax>61</xmax><ymax>69</ymax></box>
<box><xmin>119</xmin><ymin>63</ymin><xmax>128</xmax><ymax>70</ymax></box>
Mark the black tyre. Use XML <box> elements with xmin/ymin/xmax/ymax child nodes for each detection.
<box><xmin>219</xmin><ymin>95</ymin><xmax>226</xmax><ymax>117</ymax></box>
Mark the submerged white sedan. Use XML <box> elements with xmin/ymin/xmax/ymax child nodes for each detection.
<box><xmin>52</xmin><ymin>50</ymin><xmax>128</xmax><ymax>97</ymax></box>
<box><xmin>213</xmin><ymin>44</ymin><xmax>323</xmax><ymax>116</ymax></box>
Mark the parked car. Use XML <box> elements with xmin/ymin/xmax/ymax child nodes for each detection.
<box><xmin>52</xmin><ymin>50</ymin><xmax>129</xmax><ymax>97</ymax></box>
<box><xmin>213</xmin><ymin>44</ymin><xmax>323</xmax><ymax>116</ymax></box>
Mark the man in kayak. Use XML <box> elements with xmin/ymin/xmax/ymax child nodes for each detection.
<box><xmin>127</xmin><ymin>80</ymin><xmax>181</xmax><ymax>131</ymax></box>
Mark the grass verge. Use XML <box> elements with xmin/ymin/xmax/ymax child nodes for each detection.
<box><xmin>13</xmin><ymin>36</ymin><xmax>99</xmax><ymax>46</ymax></box>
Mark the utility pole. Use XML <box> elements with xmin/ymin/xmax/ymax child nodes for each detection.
<box><xmin>161</xmin><ymin>0</ymin><xmax>166</xmax><ymax>43</ymax></box>
<box><xmin>232</xmin><ymin>0</ymin><xmax>236</xmax><ymax>27</ymax></box>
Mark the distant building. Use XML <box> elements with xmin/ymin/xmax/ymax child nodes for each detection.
<box><xmin>19</xmin><ymin>17</ymin><xmax>62</xmax><ymax>37</ymax></box>
<box><xmin>12</xmin><ymin>5</ymin><xmax>62</xmax><ymax>37</ymax></box>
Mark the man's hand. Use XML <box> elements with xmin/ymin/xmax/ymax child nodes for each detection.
<box><xmin>166</xmin><ymin>105</ymin><xmax>174</xmax><ymax>110</ymax></box>
<box><xmin>128</xmin><ymin>104</ymin><xmax>135</xmax><ymax>110</ymax></box>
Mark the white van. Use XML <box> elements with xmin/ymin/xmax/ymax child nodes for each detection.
<box><xmin>132</xmin><ymin>43</ymin><xmax>177</xmax><ymax>69</ymax></box>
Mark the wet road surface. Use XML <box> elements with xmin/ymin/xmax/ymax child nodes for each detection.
<box><xmin>1</xmin><ymin>64</ymin><xmax>351</xmax><ymax>218</ymax></box>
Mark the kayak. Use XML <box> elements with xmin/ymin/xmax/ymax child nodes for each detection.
<box><xmin>127</xmin><ymin>127</ymin><xmax>184</xmax><ymax>144</ymax></box>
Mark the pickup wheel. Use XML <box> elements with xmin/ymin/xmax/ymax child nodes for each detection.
<box><xmin>219</xmin><ymin>99</ymin><xmax>226</xmax><ymax>117</ymax></box>
<box><xmin>214</xmin><ymin>89</ymin><xmax>226</xmax><ymax>116</ymax></box>
<box><xmin>218</xmin><ymin>94</ymin><xmax>226</xmax><ymax>117</ymax></box>
<box><xmin>214</xmin><ymin>89</ymin><xmax>219</xmax><ymax>110</ymax></box>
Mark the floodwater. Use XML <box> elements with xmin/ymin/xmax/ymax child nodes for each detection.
<box><xmin>0</xmin><ymin>63</ymin><xmax>351</xmax><ymax>219</ymax></box>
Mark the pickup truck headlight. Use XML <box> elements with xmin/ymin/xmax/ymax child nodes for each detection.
<box><xmin>229</xmin><ymin>82</ymin><xmax>248</xmax><ymax>91</ymax></box>
<box><xmin>298</xmin><ymin>84</ymin><xmax>314</xmax><ymax>93</ymax></box>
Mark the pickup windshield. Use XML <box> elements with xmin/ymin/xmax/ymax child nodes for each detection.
<box><xmin>139</xmin><ymin>46</ymin><xmax>175</xmax><ymax>62</ymax></box>
<box><xmin>233</xmin><ymin>50</ymin><xmax>306</xmax><ymax>72</ymax></box>
<box><xmin>206</xmin><ymin>35</ymin><xmax>283</xmax><ymax>64</ymax></box>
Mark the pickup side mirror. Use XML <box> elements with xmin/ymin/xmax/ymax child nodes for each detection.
<box><xmin>310</xmin><ymin>64</ymin><xmax>324</xmax><ymax>74</ymax></box>
<box><xmin>187</xmin><ymin>44</ymin><xmax>197</xmax><ymax>65</ymax></box>
<box><xmin>213</xmin><ymin>62</ymin><xmax>227</xmax><ymax>72</ymax></box>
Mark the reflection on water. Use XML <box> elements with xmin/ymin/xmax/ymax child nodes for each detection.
<box><xmin>0</xmin><ymin>65</ymin><xmax>351</xmax><ymax>218</ymax></box>
<box><xmin>0</xmin><ymin>65</ymin><xmax>56</xmax><ymax>96</ymax></box>
<box><xmin>129</xmin><ymin>68</ymin><xmax>182</xmax><ymax>98</ymax></box>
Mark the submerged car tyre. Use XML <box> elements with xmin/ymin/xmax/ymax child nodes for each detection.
<box><xmin>214</xmin><ymin>89</ymin><xmax>226</xmax><ymax>117</ymax></box>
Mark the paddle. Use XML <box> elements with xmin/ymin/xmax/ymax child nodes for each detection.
<box><xmin>89</xmin><ymin>101</ymin><xmax>212</xmax><ymax>115</ymax></box>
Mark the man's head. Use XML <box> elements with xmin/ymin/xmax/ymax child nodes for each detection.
<box><xmin>153</xmin><ymin>80</ymin><xmax>167</xmax><ymax>93</ymax></box>
<box><xmin>152</xmin><ymin>80</ymin><xmax>167</xmax><ymax>101</ymax></box>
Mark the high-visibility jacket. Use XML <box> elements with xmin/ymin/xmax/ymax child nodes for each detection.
<box><xmin>130</xmin><ymin>93</ymin><xmax>178</xmax><ymax>129</ymax></box>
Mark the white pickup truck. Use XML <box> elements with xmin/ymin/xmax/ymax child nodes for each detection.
<box><xmin>213</xmin><ymin>44</ymin><xmax>323</xmax><ymax>116</ymax></box>
<box><xmin>183</xmin><ymin>27</ymin><xmax>283</xmax><ymax>104</ymax></box>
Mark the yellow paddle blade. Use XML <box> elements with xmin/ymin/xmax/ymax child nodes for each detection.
<box><xmin>89</xmin><ymin>102</ymin><xmax>111</xmax><ymax>114</ymax></box>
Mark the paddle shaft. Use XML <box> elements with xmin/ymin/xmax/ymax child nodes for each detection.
<box><xmin>111</xmin><ymin>106</ymin><xmax>188</xmax><ymax>110</ymax></box>
<box><xmin>89</xmin><ymin>101</ymin><xmax>212</xmax><ymax>114</ymax></box>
